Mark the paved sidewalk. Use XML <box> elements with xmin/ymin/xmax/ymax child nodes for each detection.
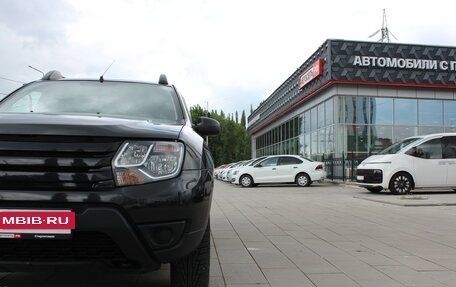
<box><xmin>210</xmin><ymin>181</ymin><xmax>456</xmax><ymax>287</ymax></box>
<box><xmin>2</xmin><ymin>181</ymin><xmax>456</xmax><ymax>286</ymax></box>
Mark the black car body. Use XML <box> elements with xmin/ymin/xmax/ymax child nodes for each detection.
<box><xmin>0</xmin><ymin>72</ymin><xmax>220</xmax><ymax>286</ymax></box>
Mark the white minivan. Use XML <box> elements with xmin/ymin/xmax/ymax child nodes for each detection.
<box><xmin>356</xmin><ymin>133</ymin><xmax>456</xmax><ymax>194</ymax></box>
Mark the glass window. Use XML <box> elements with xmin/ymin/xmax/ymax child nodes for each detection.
<box><xmin>318</xmin><ymin>128</ymin><xmax>326</xmax><ymax>155</ymax></box>
<box><xmin>311</xmin><ymin>131</ymin><xmax>318</xmax><ymax>156</ymax></box>
<box><xmin>419</xmin><ymin>126</ymin><xmax>443</xmax><ymax>135</ymax></box>
<box><xmin>1</xmin><ymin>81</ymin><xmax>183</xmax><ymax>124</ymax></box>
<box><xmin>346</xmin><ymin>125</ymin><xmax>368</xmax><ymax>153</ymax></box>
<box><xmin>304</xmin><ymin>111</ymin><xmax>311</xmax><ymax>134</ymax></box>
<box><xmin>418</xmin><ymin>100</ymin><xmax>443</xmax><ymax>126</ymax></box>
<box><xmin>286</xmin><ymin>121</ymin><xmax>290</xmax><ymax>140</ymax></box>
<box><xmin>278</xmin><ymin>156</ymin><xmax>302</xmax><ymax>165</ymax></box>
<box><xmin>344</xmin><ymin>96</ymin><xmax>370</xmax><ymax>124</ymax></box>
<box><xmin>303</xmin><ymin>134</ymin><xmax>310</xmax><ymax>158</ymax></box>
<box><xmin>407</xmin><ymin>138</ymin><xmax>442</xmax><ymax>159</ymax></box>
<box><xmin>395</xmin><ymin>99</ymin><xmax>417</xmax><ymax>125</ymax></box>
<box><xmin>310</xmin><ymin>107</ymin><xmax>318</xmax><ymax>132</ymax></box>
<box><xmin>394</xmin><ymin>126</ymin><xmax>418</xmax><ymax>143</ymax></box>
<box><xmin>259</xmin><ymin>157</ymin><xmax>278</xmax><ymax>167</ymax></box>
<box><xmin>297</xmin><ymin>116</ymin><xmax>303</xmax><ymax>137</ymax></box>
<box><xmin>370</xmin><ymin>125</ymin><xmax>393</xmax><ymax>154</ymax></box>
<box><xmin>325</xmin><ymin>98</ymin><xmax>334</xmax><ymax>126</ymax></box>
<box><xmin>442</xmin><ymin>136</ymin><xmax>456</xmax><ymax>159</ymax></box>
<box><xmin>325</xmin><ymin>125</ymin><xmax>335</xmax><ymax>155</ymax></box>
<box><xmin>299</xmin><ymin>136</ymin><xmax>304</xmax><ymax>156</ymax></box>
<box><xmin>371</xmin><ymin>98</ymin><xmax>393</xmax><ymax>125</ymax></box>
<box><xmin>281</xmin><ymin>125</ymin><xmax>285</xmax><ymax>142</ymax></box>
<box><xmin>318</xmin><ymin>103</ymin><xmax>325</xmax><ymax>129</ymax></box>
<box><xmin>444</xmin><ymin>101</ymin><xmax>456</xmax><ymax>128</ymax></box>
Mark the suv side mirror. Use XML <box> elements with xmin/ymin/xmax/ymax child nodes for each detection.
<box><xmin>193</xmin><ymin>116</ymin><xmax>221</xmax><ymax>137</ymax></box>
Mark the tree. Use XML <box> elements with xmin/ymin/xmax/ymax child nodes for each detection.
<box><xmin>189</xmin><ymin>106</ymin><xmax>251</xmax><ymax>166</ymax></box>
<box><xmin>240</xmin><ymin>110</ymin><xmax>246</xmax><ymax>127</ymax></box>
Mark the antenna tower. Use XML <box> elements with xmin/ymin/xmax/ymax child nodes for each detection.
<box><xmin>369</xmin><ymin>9</ymin><xmax>398</xmax><ymax>42</ymax></box>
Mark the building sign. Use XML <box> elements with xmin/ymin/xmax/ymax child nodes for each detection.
<box><xmin>353</xmin><ymin>55</ymin><xmax>456</xmax><ymax>71</ymax></box>
<box><xmin>298</xmin><ymin>58</ymin><xmax>323</xmax><ymax>89</ymax></box>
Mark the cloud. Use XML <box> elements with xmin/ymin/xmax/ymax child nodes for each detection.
<box><xmin>1</xmin><ymin>0</ymin><xmax>456</xmax><ymax>115</ymax></box>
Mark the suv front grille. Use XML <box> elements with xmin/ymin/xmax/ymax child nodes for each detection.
<box><xmin>0</xmin><ymin>136</ymin><xmax>122</xmax><ymax>191</ymax></box>
<box><xmin>356</xmin><ymin>168</ymin><xmax>383</xmax><ymax>184</ymax></box>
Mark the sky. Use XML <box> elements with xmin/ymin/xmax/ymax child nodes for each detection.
<box><xmin>1</xmin><ymin>0</ymin><xmax>455</xmax><ymax>118</ymax></box>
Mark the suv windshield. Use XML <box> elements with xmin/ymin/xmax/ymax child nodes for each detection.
<box><xmin>378</xmin><ymin>137</ymin><xmax>422</xmax><ymax>155</ymax></box>
<box><xmin>0</xmin><ymin>81</ymin><xmax>184</xmax><ymax>124</ymax></box>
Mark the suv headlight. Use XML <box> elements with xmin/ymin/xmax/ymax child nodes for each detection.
<box><xmin>113</xmin><ymin>141</ymin><xmax>184</xmax><ymax>186</ymax></box>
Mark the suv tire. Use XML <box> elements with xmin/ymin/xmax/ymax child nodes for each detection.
<box><xmin>171</xmin><ymin>219</ymin><xmax>210</xmax><ymax>287</ymax></box>
<box><xmin>389</xmin><ymin>172</ymin><xmax>413</xmax><ymax>195</ymax></box>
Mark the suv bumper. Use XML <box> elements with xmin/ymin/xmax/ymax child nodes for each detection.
<box><xmin>0</xmin><ymin>170</ymin><xmax>212</xmax><ymax>273</ymax></box>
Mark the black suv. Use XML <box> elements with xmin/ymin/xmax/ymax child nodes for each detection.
<box><xmin>0</xmin><ymin>71</ymin><xmax>220</xmax><ymax>286</ymax></box>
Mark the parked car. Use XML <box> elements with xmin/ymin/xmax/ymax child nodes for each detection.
<box><xmin>214</xmin><ymin>164</ymin><xmax>228</xmax><ymax>180</ymax></box>
<box><xmin>231</xmin><ymin>155</ymin><xmax>326</xmax><ymax>187</ymax></box>
<box><xmin>218</xmin><ymin>162</ymin><xmax>235</xmax><ymax>181</ymax></box>
<box><xmin>0</xmin><ymin>71</ymin><xmax>220</xmax><ymax>286</ymax></box>
<box><xmin>230</xmin><ymin>156</ymin><xmax>268</xmax><ymax>184</ymax></box>
<box><xmin>356</xmin><ymin>133</ymin><xmax>456</xmax><ymax>194</ymax></box>
<box><xmin>224</xmin><ymin>161</ymin><xmax>247</xmax><ymax>182</ymax></box>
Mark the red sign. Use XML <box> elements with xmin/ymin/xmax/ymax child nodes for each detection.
<box><xmin>0</xmin><ymin>211</ymin><xmax>75</xmax><ymax>230</ymax></box>
<box><xmin>298</xmin><ymin>58</ymin><xmax>323</xmax><ymax>89</ymax></box>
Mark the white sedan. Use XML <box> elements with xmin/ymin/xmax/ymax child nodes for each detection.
<box><xmin>231</xmin><ymin>155</ymin><xmax>326</xmax><ymax>187</ymax></box>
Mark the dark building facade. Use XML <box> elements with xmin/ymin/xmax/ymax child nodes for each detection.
<box><xmin>247</xmin><ymin>39</ymin><xmax>456</xmax><ymax>178</ymax></box>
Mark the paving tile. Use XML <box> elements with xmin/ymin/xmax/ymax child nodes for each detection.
<box><xmin>217</xmin><ymin>249</ymin><xmax>256</xmax><ymax>264</ymax></box>
<box><xmin>245</xmin><ymin>241</ymin><xmax>295</xmax><ymax>269</ymax></box>
<box><xmin>210</xmin><ymin>258</ymin><xmax>223</xmax><ymax>277</ymax></box>
<box><xmin>421</xmin><ymin>270</ymin><xmax>456</xmax><ymax>286</ymax></box>
<box><xmin>331</xmin><ymin>259</ymin><xmax>398</xmax><ymax>282</ymax></box>
<box><xmin>377</xmin><ymin>265</ymin><xmax>447</xmax><ymax>287</ymax></box>
<box><xmin>332</xmin><ymin>241</ymin><xmax>399</xmax><ymax>266</ymax></box>
<box><xmin>391</xmin><ymin>255</ymin><xmax>447</xmax><ymax>271</ymax></box>
<box><xmin>212</xmin><ymin>229</ymin><xmax>239</xmax><ymax>239</ymax></box>
<box><xmin>307</xmin><ymin>273</ymin><xmax>360</xmax><ymax>287</ymax></box>
<box><xmin>221</xmin><ymin>264</ymin><xmax>268</xmax><ymax>285</ymax></box>
<box><xmin>262</xmin><ymin>268</ymin><xmax>315</xmax><ymax>287</ymax></box>
<box><xmin>209</xmin><ymin>276</ymin><xmax>226</xmax><ymax>287</ymax></box>
<box><xmin>214</xmin><ymin>238</ymin><xmax>246</xmax><ymax>250</ymax></box>
<box><xmin>237</xmin><ymin>230</ymin><xmax>269</xmax><ymax>242</ymax></box>
<box><xmin>226</xmin><ymin>284</ymin><xmax>270</xmax><ymax>287</ymax></box>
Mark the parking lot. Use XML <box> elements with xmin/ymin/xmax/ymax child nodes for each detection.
<box><xmin>2</xmin><ymin>181</ymin><xmax>456</xmax><ymax>286</ymax></box>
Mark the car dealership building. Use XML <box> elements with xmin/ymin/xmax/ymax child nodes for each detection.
<box><xmin>247</xmin><ymin>39</ymin><xmax>456</xmax><ymax>178</ymax></box>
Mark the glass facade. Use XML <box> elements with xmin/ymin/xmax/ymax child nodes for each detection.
<box><xmin>255</xmin><ymin>95</ymin><xmax>456</xmax><ymax>161</ymax></box>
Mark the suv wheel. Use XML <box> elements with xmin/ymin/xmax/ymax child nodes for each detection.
<box><xmin>171</xmin><ymin>220</ymin><xmax>210</xmax><ymax>287</ymax></box>
<box><xmin>389</xmin><ymin>173</ymin><xmax>413</xmax><ymax>195</ymax></box>
<box><xmin>240</xmin><ymin>175</ymin><xmax>254</xmax><ymax>187</ymax></box>
<box><xmin>296</xmin><ymin>173</ymin><xmax>311</xmax><ymax>187</ymax></box>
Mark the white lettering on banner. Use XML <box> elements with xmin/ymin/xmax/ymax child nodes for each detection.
<box><xmin>352</xmin><ymin>55</ymin><xmax>455</xmax><ymax>71</ymax></box>
<box><xmin>2</xmin><ymin>217</ymin><xmax>14</xmax><ymax>225</ymax></box>
<box><xmin>3</xmin><ymin>216</ymin><xmax>43</xmax><ymax>225</ymax></box>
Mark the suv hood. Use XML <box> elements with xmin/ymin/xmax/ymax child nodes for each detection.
<box><xmin>0</xmin><ymin>113</ymin><xmax>183</xmax><ymax>139</ymax></box>
<box><xmin>359</xmin><ymin>154</ymin><xmax>396</xmax><ymax>166</ymax></box>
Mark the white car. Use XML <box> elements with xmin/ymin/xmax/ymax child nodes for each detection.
<box><xmin>356</xmin><ymin>133</ymin><xmax>456</xmax><ymax>194</ymax></box>
<box><xmin>231</xmin><ymin>155</ymin><xmax>326</xmax><ymax>187</ymax></box>
<box><xmin>229</xmin><ymin>157</ymin><xmax>267</xmax><ymax>184</ymax></box>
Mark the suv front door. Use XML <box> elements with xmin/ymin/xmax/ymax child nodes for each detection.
<box><xmin>442</xmin><ymin>136</ymin><xmax>456</xmax><ymax>186</ymax></box>
<box><xmin>407</xmin><ymin>137</ymin><xmax>446</xmax><ymax>187</ymax></box>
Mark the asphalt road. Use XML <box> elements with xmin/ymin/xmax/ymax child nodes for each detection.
<box><xmin>2</xmin><ymin>181</ymin><xmax>456</xmax><ymax>286</ymax></box>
